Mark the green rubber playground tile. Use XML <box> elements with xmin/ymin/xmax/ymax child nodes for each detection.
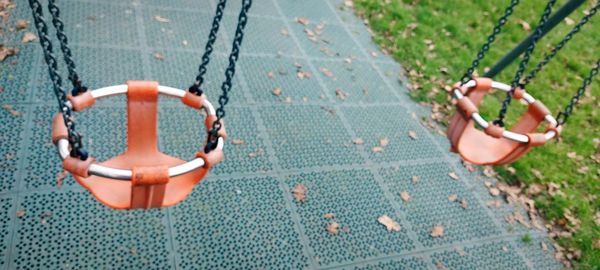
<box><xmin>291</xmin><ymin>22</ymin><xmax>364</xmax><ymax>60</ymax></box>
<box><xmin>283</xmin><ymin>169</ymin><xmax>416</xmax><ymax>267</ymax></box>
<box><xmin>143</xmin><ymin>0</ymin><xmax>211</xmax><ymax>10</ymax></box>
<box><xmin>142</xmin><ymin>7</ymin><xmax>229</xmax><ymax>51</ymax></box>
<box><xmin>329</xmin><ymin>0</ymin><xmax>365</xmax><ymax>27</ymax></box>
<box><xmin>159</xmin><ymin>106</ymin><xmax>273</xmax><ymax>175</ymax></box>
<box><xmin>60</xmin><ymin>1</ymin><xmax>139</xmax><ymax>47</ymax></box>
<box><xmin>222</xmin><ymin>15</ymin><xmax>301</xmax><ymax>57</ymax></box>
<box><xmin>225</xmin><ymin>0</ymin><xmax>279</xmax><ymax>18</ymax></box>
<box><xmin>513</xmin><ymin>237</ymin><xmax>561</xmax><ymax>270</ymax></box>
<box><xmin>430</xmin><ymin>241</ymin><xmax>528</xmax><ymax>270</ymax></box>
<box><xmin>313</xmin><ymin>59</ymin><xmax>400</xmax><ymax>103</ymax></box>
<box><xmin>0</xmin><ymin>196</ymin><xmax>15</xmax><ymax>268</ymax></box>
<box><xmin>13</xmin><ymin>190</ymin><xmax>172</xmax><ymax>270</ymax></box>
<box><xmin>347</xmin><ymin>25</ymin><xmax>393</xmax><ymax>62</ymax></box>
<box><xmin>349</xmin><ymin>256</ymin><xmax>429</xmax><ymax>270</ymax></box>
<box><xmin>0</xmin><ymin>106</ymin><xmax>26</xmax><ymax>193</ymax></box>
<box><xmin>378</xmin><ymin>163</ymin><xmax>502</xmax><ymax>247</ymax></box>
<box><xmin>171</xmin><ymin>176</ymin><xmax>309</xmax><ymax>269</ymax></box>
<box><xmin>239</xmin><ymin>55</ymin><xmax>328</xmax><ymax>103</ymax></box>
<box><xmin>278</xmin><ymin>0</ymin><xmax>341</xmax><ymax>24</ymax></box>
<box><xmin>146</xmin><ymin>51</ymin><xmax>247</xmax><ymax>105</ymax></box>
<box><xmin>258</xmin><ymin>105</ymin><xmax>364</xmax><ymax>169</ymax></box>
<box><xmin>0</xmin><ymin>45</ymin><xmax>38</xmax><ymax>104</ymax></box>
<box><xmin>342</xmin><ymin>105</ymin><xmax>444</xmax><ymax>162</ymax></box>
<box><xmin>23</xmin><ymin>104</ymin><xmax>126</xmax><ymax>190</ymax></box>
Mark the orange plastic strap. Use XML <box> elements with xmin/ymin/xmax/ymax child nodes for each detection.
<box><xmin>63</xmin><ymin>156</ymin><xmax>96</xmax><ymax>178</ymax></box>
<box><xmin>51</xmin><ymin>113</ymin><xmax>68</xmax><ymax>144</ymax></box>
<box><xmin>67</xmin><ymin>92</ymin><xmax>96</xmax><ymax>112</ymax></box>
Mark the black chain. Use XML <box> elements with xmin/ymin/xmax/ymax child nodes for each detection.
<box><xmin>47</xmin><ymin>0</ymin><xmax>88</xmax><ymax>96</ymax></box>
<box><xmin>205</xmin><ymin>0</ymin><xmax>252</xmax><ymax>152</ymax></box>
<box><xmin>494</xmin><ymin>0</ymin><xmax>557</xmax><ymax>126</ymax></box>
<box><xmin>522</xmin><ymin>1</ymin><xmax>599</xmax><ymax>86</ymax></box>
<box><xmin>459</xmin><ymin>0</ymin><xmax>520</xmax><ymax>85</ymax></box>
<box><xmin>188</xmin><ymin>0</ymin><xmax>227</xmax><ymax>95</ymax></box>
<box><xmin>556</xmin><ymin>59</ymin><xmax>599</xmax><ymax>125</ymax></box>
<box><xmin>28</xmin><ymin>0</ymin><xmax>87</xmax><ymax>160</ymax></box>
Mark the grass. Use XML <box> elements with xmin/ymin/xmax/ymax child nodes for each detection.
<box><xmin>353</xmin><ymin>0</ymin><xmax>599</xmax><ymax>268</ymax></box>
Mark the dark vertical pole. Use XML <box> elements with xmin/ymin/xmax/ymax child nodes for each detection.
<box><xmin>484</xmin><ymin>0</ymin><xmax>586</xmax><ymax>78</ymax></box>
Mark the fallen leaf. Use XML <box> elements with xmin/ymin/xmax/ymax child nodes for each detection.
<box><xmin>319</xmin><ymin>67</ymin><xmax>333</xmax><ymax>77</ymax></box>
<box><xmin>55</xmin><ymin>170</ymin><xmax>67</xmax><ymax>188</ymax></box>
<box><xmin>448</xmin><ymin>194</ymin><xmax>457</xmax><ymax>202</ymax></box>
<box><xmin>344</xmin><ymin>0</ymin><xmax>353</xmax><ymax>7</ymax></box>
<box><xmin>460</xmin><ymin>198</ymin><xmax>468</xmax><ymax>209</ymax></box>
<box><xmin>272</xmin><ymin>87</ymin><xmax>282</xmax><ymax>96</ymax></box>
<box><xmin>411</xmin><ymin>175</ymin><xmax>419</xmax><ymax>184</ymax></box>
<box><xmin>153</xmin><ymin>52</ymin><xmax>164</xmax><ymax>61</ymax></box>
<box><xmin>231</xmin><ymin>139</ymin><xmax>244</xmax><ymax>145</ymax></box>
<box><xmin>379</xmin><ymin>137</ymin><xmax>389</xmax><ymax>147</ymax></box>
<box><xmin>541</xmin><ymin>241</ymin><xmax>548</xmax><ymax>251</ymax></box>
<box><xmin>21</xmin><ymin>32</ymin><xmax>36</xmax><ymax>43</ymax></box>
<box><xmin>448</xmin><ymin>172</ymin><xmax>459</xmax><ymax>180</ymax></box>
<box><xmin>267</xmin><ymin>71</ymin><xmax>274</xmax><ymax>78</ymax></box>
<box><xmin>295</xmin><ymin>16</ymin><xmax>309</xmax><ymax>25</ymax></box>
<box><xmin>372</xmin><ymin>146</ymin><xmax>384</xmax><ymax>153</ymax></box>
<box><xmin>291</xmin><ymin>184</ymin><xmax>307</xmax><ymax>202</ymax></box>
<box><xmin>153</xmin><ymin>15</ymin><xmax>170</xmax><ymax>23</ymax></box>
<box><xmin>527</xmin><ymin>183</ymin><xmax>543</xmax><ymax>196</ymax></box>
<box><xmin>352</xmin><ymin>138</ymin><xmax>364</xmax><ymax>145</ymax></box>
<box><xmin>564</xmin><ymin>17</ymin><xmax>575</xmax><ymax>25</ymax></box>
<box><xmin>16</xmin><ymin>209</ymin><xmax>25</xmax><ymax>218</ymax></box>
<box><xmin>0</xmin><ymin>46</ymin><xmax>19</xmax><ymax>62</ymax></box>
<box><xmin>489</xmin><ymin>187</ymin><xmax>500</xmax><ymax>196</ymax></box>
<box><xmin>431</xmin><ymin>225</ymin><xmax>444</xmax><ymax>237</ymax></box>
<box><xmin>378</xmin><ymin>215</ymin><xmax>401</xmax><ymax>231</ymax></box>
<box><xmin>248</xmin><ymin>148</ymin><xmax>264</xmax><ymax>158</ymax></box>
<box><xmin>518</xmin><ymin>19</ymin><xmax>531</xmax><ymax>31</ymax></box>
<box><xmin>483</xmin><ymin>166</ymin><xmax>496</xmax><ymax>177</ymax></box>
<box><xmin>400</xmin><ymin>191</ymin><xmax>410</xmax><ymax>202</ymax></box>
<box><xmin>280</xmin><ymin>28</ymin><xmax>289</xmax><ymax>36</ymax></box>
<box><xmin>335</xmin><ymin>88</ymin><xmax>348</xmax><ymax>100</ymax></box>
<box><xmin>327</xmin><ymin>221</ymin><xmax>339</xmax><ymax>234</ymax></box>
<box><xmin>16</xmin><ymin>19</ymin><xmax>28</xmax><ymax>30</ymax></box>
<box><xmin>577</xmin><ymin>166</ymin><xmax>589</xmax><ymax>174</ymax></box>
<box><xmin>408</xmin><ymin>130</ymin><xmax>417</xmax><ymax>140</ymax></box>
<box><xmin>455</xmin><ymin>247</ymin><xmax>466</xmax><ymax>256</ymax></box>
<box><xmin>324</xmin><ymin>213</ymin><xmax>334</xmax><ymax>219</ymax></box>
<box><xmin>487</xmin><ymin>200</ymin><xmax>502</xmax><ymax>208</ymax></box>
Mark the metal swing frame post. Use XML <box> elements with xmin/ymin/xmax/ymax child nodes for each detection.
<box><xmin>484</xmin><ymin>0</ymin><xmax>586</xmax><ymax>78</ymax></box>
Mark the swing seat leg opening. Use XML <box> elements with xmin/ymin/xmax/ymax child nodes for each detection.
<box><xmin>54</xmin><ymin>81</ymin><xmax>223</xmax><ymax>209</ymax></box>
<box><xmin>447</xmin><ymin>77</ymin><xmax>560</xmax><ymax>165</ymax></box>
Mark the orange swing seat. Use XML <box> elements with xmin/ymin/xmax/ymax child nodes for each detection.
<box><xmin>52</xmin><ymin>81</ymin><xmax>226</xmax><ymax>209</ymax></box>
<box><xmin>446</xmin><ymin>77</ymin><xmax>561</xmax><ymax>165</ymax></box>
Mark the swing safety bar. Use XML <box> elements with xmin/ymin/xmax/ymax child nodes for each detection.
<box><xmin>54</xmin><ymin>85</ymin><xmax>224</xmax><ymax>180</ymax></box>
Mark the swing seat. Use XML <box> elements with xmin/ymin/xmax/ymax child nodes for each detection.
<box><xmin>447</xmin><ymin>77</ymin><xmax>561</xmax><ymax>165</ymax></box>
<box><xmin>52</xmin><ymin>81</ymin><xmax>227</xmax><ymax>209</ymax></box>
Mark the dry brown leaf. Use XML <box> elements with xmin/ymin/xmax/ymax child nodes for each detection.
<box><xmin>379</xmin><ymin>137</ymin><xmax>389</xmax><ymax>147</ymax></box>
<box><xmin>153</xmin><ymin>15</ymin><xmax>170</xmax><ymax>23</ymax></box>
<box><xmin>564</xmin><ymin>17</ymin><xmax>575</xmax><ymax>25</ymax></box>
<box><xmin>327</xmin><ymin>221</ymin><xmax>339</xmax><ymax>234</ymax></box>
<box><xmin>408</xmin><ymin>130</ymin><xmax>417</xmax><ymax>140</ymax></box>
<box><xmin>272</xmin><ymin>87</ymin><xmax>282</xmax><ymax>96</ymax></box>
<box><xmin>378</xmin><ymin>215</ymin><xmax>401</xmax><ymax>231</ymax></box>
<box><xmin>335</xmin><ymin>88</ymin><xmax>348</xmax><ymax>100</ymax></box>
<box><xmin>483</xmin><ymin>166</ymin><xmax>496</xmax><ymax>177</ymax></box>
<box><xmin>344</xmin><ymin>0</ymin><xmax>353</xmax><ymax>7</ymax></box>
<box><xmin>153</xmin><ymin>52</ymin><xmax>164</xmax><ymax>61</ymax></box>
<box><xmin>541</xmin><ymin>241</ymin><xmax>548</xmax><ymax>251</ymax></box>
<box><xmin>448</xmin><ymin>194</ymin><xmax>457</xmax><ymax>202</ymax></box>
<box><xmin>16</xmin><ymin>19</ymin><xmax>28</xmax><ymax>30</ymax></box>
<box><xmin>518</xmin><ymin>19</ymin><xmax>531</xmax><ymax>31</ymax></box>
<box><xmin>0</xmin><ymin>46</ymin><xmax>19</xmax><ymax>62</ymax></box>
<box><xmin>460</xmin><ymin>198</ymin><xmax>468</xmax><ymax>209</ymax></box>
<box><xmin>352</xmin><ymin>138</ymin><xmax>364</xmax><ymax>145</ymax></box>
<box><xmin>448</xmin><ymin>172</ymin><xmax>459</xmax><ymax>180</ymax></box>
<box><xmin>372</xmin><ymin>146</ymin><xmax>384</xmax><ymax>153</ymax></box>
<box><xmin>296</xmin><ymin>16</ymin><xmax>309</xmax><ymax>25</ymax></box>
<box><xmin>400</xmin><ymin>191</ymin><xmax>410</xmax><ymax>202</ymax></box>
<box><xmin>248</xmin><ymin>148</ymin><xmax>264</xmax><ymax>158</ymax></box>
<box><xmin>319</xmin><ymin>67</ymin><xmax>333</xmax><ymax>77</ymax></box>
<box><xmin>16</xmin><ymin>209</ymin><xmax>25</xmax><ymax>218</ymax></box>
<box><xmin>577</xmin><ymin>166</ymin><xmax>589</xmax><ymax>174</ymax></box>
<box><xmin>489</xmin><ymin>187</ymin><xmax>500</xmax><ymax>196</ymax></box>
<box><xmin>231</xmin><ymin>139</ymin><xmax>244</xmax><ymax>145</ymax></box>
<box><xmin>411</xmin><ymin>175</ymin><xmax>419</xmax><ymax>185</ymax></box>
<box><xmin>55</xmin><ymin>170</ymin><xmax>68</xmax><ymax>188</ymax></box>
<box><xmin>324</xmin><ymin>213</ymin><xmax>334</xmax><ymax>219</ymax></box>
<box><xmin>292</xmin><ymin>184</ymin><xmax>307</xmax><ymax>202</ymax></box>
<box><xmin>431</xmin><ymin>225</ymin><xmax>444</xmax><ymax>237</ymax></box>
<box><xmin>280</xmin><ymin>28</ymin><xmax>289</xmax><ymax>36</ymax></box>
<box><xmin>267</xmin><ymin>71</ymin><xmax>274</xmax><ymax>78</ymax></box>
<box><xmin>527</xmin><ymin>183</ymin><xmax>543</xmax><ymax>196</ymax></box>
<box><xmin>21</xmin><ymin>32</ymin><xmax>36</xmax><ymax>43</ymax></box>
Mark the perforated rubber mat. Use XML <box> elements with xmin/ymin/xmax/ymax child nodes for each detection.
<box><xmin>0</xmin><ymin>0</ymin><xmax>561</xmax><ymax>269</ymax></box>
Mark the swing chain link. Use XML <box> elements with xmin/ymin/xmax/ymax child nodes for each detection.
<box><xmin>205</xmin><ymin>0</ymin><xmax>252</xmax><ymax>153</ymax></box>
<box><xmin>522</xmin><ymin>2</ymin><xmax>599</xmax><ymax>86</ymax></box>
<box><xmin>28</xmin><ymin>0</ymin><xmax>88</xmax><ymax>160</ymax></box>
<box><xmin>460</xmin><ymin>0</ymin><xmax>520</xmax><ymax>85</ymax></box>
<box><xmin>189</xmin><ymin>0</ymin><xmax>227</xmax><ymax>95</ymax></box>
<box><xmin>556</xmin><ymin>59</ymin><xmax>600</xmax><ymax>126</ymax></box>
<box><xmin>47</xmin><ymin>0</ymin><xmax>88</xmax><ymax>96</ymax></box>
<box><xmin>494</xmin><ymin>0</ymin><xmax>557</xmax><ymax>127</ymax></box>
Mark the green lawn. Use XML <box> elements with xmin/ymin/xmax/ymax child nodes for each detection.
<box><xmin>353</xmin><ymin>0</ymin><xmax>599</xmax><ymax>268</ymax></box>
